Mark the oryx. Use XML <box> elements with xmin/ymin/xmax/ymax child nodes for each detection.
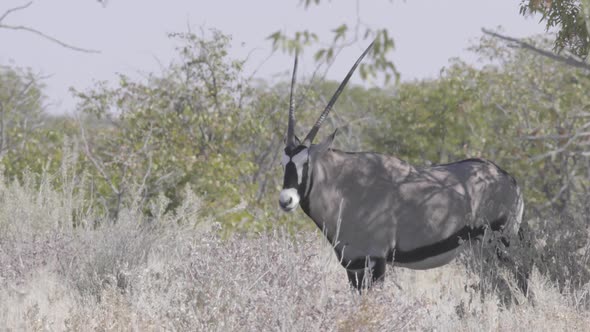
<box><xmin>279</xmin><ymin>42</ymin><xmax>526</xmax><ymax>291</ymax></box>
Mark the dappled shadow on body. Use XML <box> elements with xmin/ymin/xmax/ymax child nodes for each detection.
<box><xmin>310</xmin><ymin>150</ymin><xmax>527</xmax><ymax>296</ymax></box>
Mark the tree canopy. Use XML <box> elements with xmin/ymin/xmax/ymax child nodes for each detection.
<box><xmin>520</xmin><ymin>0</ymin><xmax>590</xmax><ymax>58</ymax></box>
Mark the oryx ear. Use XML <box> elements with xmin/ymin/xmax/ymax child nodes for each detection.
<box><xmin>312</xmin><ymin>129</ymin><xmax>337</xmax><ymax>155</ymax></box>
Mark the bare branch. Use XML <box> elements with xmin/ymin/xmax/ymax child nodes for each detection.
<box><xmin>0</xmin><ymin>1</ymin><xmax>100</xmax><ymax>53</ymax></box>
<box><xmin>541</xmin><ymin>169</ymin><xmax>577</xmax><ymax>209</ymax></box>
<box><xmin>0</xmin><ymin>1</ymin><xmax>32</xmax><ymax>23</ymax></box>
<box><xmin>77</xmin><ymin>116</ymin><xmax>120</xmax><ymax>195</ymax></box>
<box><xmin>482</xmin><ymin>28</ymin><xmax>590</xmax><ymax>72</ymax></box>
<box><xmin>0</xmin><ymin>24</ymin><xmax>100</xmax><ymax>53</ymax></box>
<box><xmin>521</xmin><ymin>134</ymin><xmax>572</xmax><ymax>141</ymax></box>
<box><xmin>138</xmin><ymin>126</ymin><xmax>154</xmax><ymax>193</ymax></box>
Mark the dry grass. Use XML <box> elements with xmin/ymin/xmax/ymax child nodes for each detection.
<box><xmin>0</xmin><ymin>172</ymin><xmax>589</xmax><ymax>331</ymax></box>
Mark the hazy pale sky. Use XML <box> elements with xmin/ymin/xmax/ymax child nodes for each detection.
<box><xmin>1</xmin><ymin>0</ymin><xmax>546</xmax><ymax>114</ymax></box>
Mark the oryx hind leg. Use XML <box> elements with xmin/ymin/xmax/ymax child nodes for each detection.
<box><xmin>488</xmin><ymin>213</ymin><xmax>531</xmax><ymax>296</ymax></box>
<box><xmin>498</xmin><ymin>222</ymin><xmax>532</xmax><ymax>297</ymax></box>
<box><xmin>345</xmin><ymin>257</ymin><xmax>386</xmax><ymax>292</ymax></box>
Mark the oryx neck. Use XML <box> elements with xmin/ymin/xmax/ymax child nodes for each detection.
<box><xmin>299</xmin><ymin>149</ymin><xmax>343</xmax><ymax>242</ymax></box>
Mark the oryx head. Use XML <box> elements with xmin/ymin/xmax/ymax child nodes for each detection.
<box><xmin>279</xmin><ymin>42</ymin><xmax>374</xmax><ymax>212</ymax></box>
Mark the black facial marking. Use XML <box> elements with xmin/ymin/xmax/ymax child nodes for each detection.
<box><xmin>283</xmin><ymin>162</ymin><xmax>298</xmax><ymax>189</ymax></box>
<box><xmin>282</xmin><ymin>145</ymin><xmax>311</xmax><ymax>192</ymax></box>
<box><xmin>282</xmin><ymin>144</ymin><xmax>314</xmax><ymax>211</ymax></box>
<box><xmin>285</xmin><ymin>145</ymin><xmax>307</xmax><ymax>156</ymax></box>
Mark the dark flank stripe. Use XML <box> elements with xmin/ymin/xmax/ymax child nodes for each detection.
<box><xmin>389</xmin><ymin>216</ymin><xmax>508</xmax><ymax>264</ymax></box>
<box><xmin>389</xmin><ymin>225</ymin><xmax>487</xmax><ymax>264</ymax></box>
<box><xmin>334</xmin><ymin>218</ymin><xmax>507</xmax><ymax>269</ymax></box>
<box><xmin>326</xmin><ymin>218</ymin><xmax>509</xmax><ymax>267</ymax></box>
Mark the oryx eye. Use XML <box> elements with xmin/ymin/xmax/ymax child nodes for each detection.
<box><xmin>281</xmin><ymin>153</ymin><xmax>290</xmax><ymax>167</ymax></box>
<box><xmin>291</xmin><ymin>149</ymin><xmax>309</xmax><ymax>165</ymax></box>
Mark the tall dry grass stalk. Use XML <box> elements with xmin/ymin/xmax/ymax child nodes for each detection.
<box><xmin>0</xmin><ymin>156</ymin><xmax>589</xmax><ymax>331</ymax></box>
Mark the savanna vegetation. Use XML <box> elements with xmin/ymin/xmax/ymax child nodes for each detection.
<box><xmin>2</xmin><ymin>1</ymin><xmax>590</xmax><ymax>329</ymax></box>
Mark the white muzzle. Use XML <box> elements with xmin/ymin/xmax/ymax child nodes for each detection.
<box><xmin>279</xmin><ymin>188</ymin><xmax>300</xmax><ymax>212</ymax></box>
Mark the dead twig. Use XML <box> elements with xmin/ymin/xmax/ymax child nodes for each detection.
<box><xmin>0</xmin><ymin>1</ymin><xmax>100</xmax><ymax>54</ymax></box>
<box><xmin>0</xmin><ymin>1</ymin><xmax>32</xmax><ymax>23</ymax></box>
<box><xmin>482</xmin><ymin>28</ymin><xmax>590</xmax><ymax>72</ymax></box>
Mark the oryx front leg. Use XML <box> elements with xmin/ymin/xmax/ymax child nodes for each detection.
<box><xmin>345</xmin><ymin>257</ymin><xmax>386</xmax><ymax>292</ymax></box>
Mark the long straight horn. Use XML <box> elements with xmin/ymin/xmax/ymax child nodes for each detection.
<box><xmin>286</xmin><ymin>53</ymin><xmax>298</xmax><ymax>147</ymax></box>
<box><xmin>302</xmin><ymin>40</ymin><xmax>374</xmax><ymax>146</ymax></box>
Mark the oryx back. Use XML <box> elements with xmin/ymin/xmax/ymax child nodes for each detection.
<box><xmin>302</xmin><ymin>153</ymin><xmax>523</xmax><ymax>270</ymax></box>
